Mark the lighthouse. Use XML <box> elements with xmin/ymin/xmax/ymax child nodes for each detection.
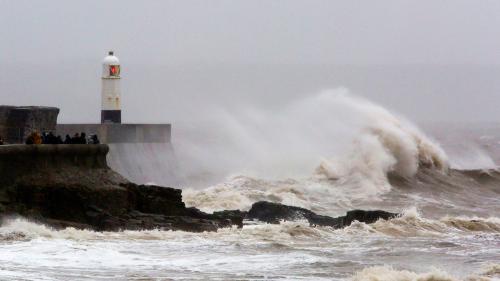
<box><xmin>101</xmin><ymin>51</ymin><xmax>121</xmax><ymax>123</ymax></box>
<box><xmin>57</xmin><ymin>50</ymin><xmax>171</xmax><ymax>147</ymax></box>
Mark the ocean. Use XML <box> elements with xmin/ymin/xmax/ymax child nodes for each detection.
<box><xmin>1</xmin><ymin>91</ymin><xmax>499</xmax><ymax>281</ymax></box>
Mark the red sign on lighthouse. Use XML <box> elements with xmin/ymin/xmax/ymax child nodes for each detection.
<box><xmin>109</xmin><ymin>65</ymin><xmax>120</xmax><ymax>76</ymax></box>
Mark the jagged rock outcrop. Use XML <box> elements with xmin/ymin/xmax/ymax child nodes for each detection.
<box><xmin>0</xmin><ymin>144</ymin><xmax>241</xmax><ymax>232</ymax></box>
<box><xmin>246</xmin><ymin>201</ymin><xmax>398</xmax><ymax>228</ymax></box>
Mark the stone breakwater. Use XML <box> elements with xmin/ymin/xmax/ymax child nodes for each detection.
<box><xmin>0</xmin><ymin>144</ymin><xmax>397</xmax><ymax>232</ymax></box>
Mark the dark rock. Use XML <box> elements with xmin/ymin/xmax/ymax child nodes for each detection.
<box><xmin>124</xmin><ymin>183</ymin><xmax>186</xmax><ymax>216</ymax></box>
<box><xmin>307</xmin><ymin>213</ymin><xmax>344</xmax><ymax>228</ymax></box>
<box><xmin>212</xmin><ymin>210</ymin><xmax>247</xmax><ymax>229</ymax></box>
<box><xmin>344</xmin><ymin>209</ymin><xmax>398</xmax><ymax>226</ymax></box>
<box><xmin>0</xmin><ymin>144</ymin><xmax>243</xmax><ymax>232</ymax></box>
<box><xmin>0</xmin><ymin>190</ymin><xmax>9</xmax><ymax>204</ymax></box>
<box><xmin>247</xmin><ymin>201</ymin><xmax>398</xmax><ymax>229</ymax></box>
<box><xmin>184</xmin><ymin>207</ymin><xmax>211</xmax><ymax>219</ymax></box>
<box><xmin>247</xmin><ymin>201</ymin><xmax>317</xmax><ymax>224</ymax></box>
<box><xmin>42</xmin><ymin>218</ymin><xmax>96</xmax><ymax>230</ymax></box>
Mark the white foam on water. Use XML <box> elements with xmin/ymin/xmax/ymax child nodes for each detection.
<box><xmin>0</xmin><ymin>215</ymin><xmax>498</xmax><ymax>280</ymax></box>
<box><xmin>340</xmin><ymin>207</ymin><xmax>500</xmax><ymax>238</ymax></box>
<box><xmin>352</xmin><ymin>264</ymin><xmax>500</xmax><ymax>281</ymax></box>
<box><xmin>352</xmin><ymin>266</ymin><xmax>458</xmax><ymax>281</ymax></box>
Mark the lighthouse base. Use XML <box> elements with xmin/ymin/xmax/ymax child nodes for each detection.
<box><xmin>101</xmin><ymin>110</ymin><xmax>121</xmax><ymax>124</ymax></box>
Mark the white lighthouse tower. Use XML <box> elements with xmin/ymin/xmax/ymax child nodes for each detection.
<box><xmin>101</xmin><ymin>51</ymin><xmax>121</xmax><ymax>123</ymax></box>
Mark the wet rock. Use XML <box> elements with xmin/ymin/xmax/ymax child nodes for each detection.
<box><xmin>0</xmin><ymin>145</ymin><xmax>244</xmax><ymax>232</ymax></box>
<box><xmin>124</xmin><ymin>183</ymin><xmax>186</xmax><ymax>216</ymax></box>
<box><xmin>183</xmin><ymin>208</ymin><xmax>245</xmax><ymax>229</ymax></box>
<box><xmin>212</xmin><ymin>210</ymin><xmax>247</xmax><ymax>229</ymax></box>
<box><xmin>247</xmin><ymin>201</ymin><xmax>398</xmax><ymax>229</ymax></box>
<box><xmin>344</xmin><ymin>209</ymin><xmax>398</xmax><ymax>226</ymax></box>
<box><xmin>0</xmin><ymin>190</ymin><xmax>9</xmax><ymax>204</ymax></box>
<box><xmin>247</xmin><ymin>201</ymin><xmax>318</xmax><ymax>224</ymax></box>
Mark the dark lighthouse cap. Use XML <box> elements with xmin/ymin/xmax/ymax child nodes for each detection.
<box><xmin>108</xmin><ymin>51</ymin><xmax>114</xmax><ymax>56</ymax></box>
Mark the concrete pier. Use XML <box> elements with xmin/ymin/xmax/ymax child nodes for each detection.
<box><xmin>0</xmin><ymin>105</ymin><xmax>177</xmax><ymax>185</ymax></box>
<box><xmin>56</xmin><ymin>123</ymin><xmax>171</xmax><ymax>144</ymax></box>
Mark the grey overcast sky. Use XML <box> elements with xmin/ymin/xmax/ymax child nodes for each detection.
<box><xmin>1</xmin><ymin>0</ymin><xmax>500</xmax><ymax>123</ymax></box>
<box><xmin>2</xmin><ymin>0</ymin><xmax>500</xmax><ymax>65</ymax></box>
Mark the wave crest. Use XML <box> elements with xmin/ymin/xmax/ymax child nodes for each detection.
<box><xmin>348</xmin><ymin>208</ymin><xmax>500</xmax><ymax>237</ymax></box>
<box><xmin>315</xmin><ymin>92</ymin><xmax>448</xmax><ymax>194</ymax></box>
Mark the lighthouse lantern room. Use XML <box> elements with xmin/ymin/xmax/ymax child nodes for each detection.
<box><xmin>101</xmin><ymin>51</ymin><xmax>121</xmax><ymax>123</ymax></box>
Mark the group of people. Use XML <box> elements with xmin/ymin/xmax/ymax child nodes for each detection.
<box><xmin>25</xmin><ymin>131</ymin><xmax>100</xmax><ymax>145</ymax></box>
<box><xmin>63</xmin><ymin>132</ymin><xmax>100</xmax><ymax>144</ymax></box>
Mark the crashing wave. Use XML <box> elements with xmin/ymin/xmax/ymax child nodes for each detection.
<box><xmin>342</xmin><ymin>207</ymin><xmax>500</xmax><ymax>237</ymax></box>
<box><xmin>314</xmin><ymin>92</ymin><xmax>449</xmax><ymax>194</ymax></box>
<box><xmin>182</xmin><ymin>92</ymin><xmax>454</xmax><ymax>212</ymax></box>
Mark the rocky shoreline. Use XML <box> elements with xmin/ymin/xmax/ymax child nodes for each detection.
<box><xmin>0</xmin><ymin>144</ymin><xmax>398</xmax><ymax>232</ymax></box>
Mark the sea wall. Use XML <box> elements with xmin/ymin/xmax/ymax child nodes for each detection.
<box><xmin>0</xmin><ymin>144</ymin><xmax>109</xmax><ymax>168</ymax></box>
<box><xmin>0</xmin><ymin>144</ymin><xmax>127</xmax><ymax>222</ymax></box>
<box><xmin>0</xmin><ymin>144</ymin><xmax>110</xmax><ymax>187</ymax></box>
<box><xmin>0</xmin><ymin>106</ymin><xmax>60</xmax><ymax>144</ymax></box>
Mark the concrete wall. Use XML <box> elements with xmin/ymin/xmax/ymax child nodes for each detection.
<box><xmin>0</xmin><ymin>144</ymin><xmax>110</xmax><ymax>187</ymax></box>
<box><xmin>0</xmin><ymin>106</ymin><xmax>59</xmax><ymax>144</ymax></box>
<box><xmin>56</xmin><ymin>123</ymin><xmax>171</xmax><ymax>144</ymax></box>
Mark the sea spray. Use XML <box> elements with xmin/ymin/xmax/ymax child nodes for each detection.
<box><xmin>178</xmin><ymin>89</ymin><xmax>448</xmax><ymax>194</ymax></box>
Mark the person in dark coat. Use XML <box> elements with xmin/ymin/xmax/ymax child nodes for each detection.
<box><xmin>71</xmin><ymin>133</ymin><xmax>80</xmax><ymax>144</ymax></box>
<box><xmin>0</xmin><ymin>136</ymin><xmax>4</xmax><ymax>145</ymax></box>
<box><xmin>80</xmin><ymin>132</ymin><xmax>87</xmax><ymax>144</ymax></box>
<box><xmin>47</xmin><ymin>132</ymin><xmax>57</xmax><ymax>144</ymax></box>
<box><xmin>90</xmin><ymin>135</ymin><xmax>100</xmax><ymax>144</ymax></box>
<box><xmin>64</xmin><ymin>135</ymin><xmax>72</xmax><ymax>144</ymax></box>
